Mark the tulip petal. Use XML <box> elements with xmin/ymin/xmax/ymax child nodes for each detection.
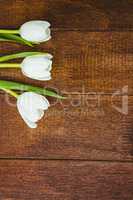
<box><xmin>17</xmin><ymin>97</ymin><xmax>37</xmax><ymax>128</ymax></box>
<box><xmin>17</xmin><ymin>92</ymin><xmax>50</xmax><ymax>128</ymax></box>
<box><xmin>19</xmin><ymin>93</ymin><xmax>43</xmax><ymax>122</ymax></box>
<box><xmin>44</xmin><ymin>54</ymin><xmax>53</xmax><ymax>59</ymax></box>
<box><xmin>38</xmin><ymin>96</ymin><xmax>50</xmax><ymax>110</ymax></box>
<box><xmin>31</xmin><ymin>75</ymin><xmax>51</xmax><ymax>81</ymax></box>
<box><xmin>20</xmin><ymin>20</ymin><xmax>51</xmax><ymax>43</ymax></box>
<box><xmin>21</xmin><ymin>55</ymin><xmax>52</xmax><ymax>81</ymax></box>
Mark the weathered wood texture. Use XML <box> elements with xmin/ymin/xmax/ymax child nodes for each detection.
<box><xmin>0</xmin><ymin>0</ymin><xmax>132</xmax><ymax>30</ymax></box>
<box><xmin>0</xmin><ymin>32</ymin><xmax>132</xmax><ymax>161</ymax></box>
<box><xmin>0</xmin><ymin>32</ymin><xmax>132</xmax><ymax>94</ymax></box>
<box><xmin>0</xmin><ymin>160</ymin><xmax>133</xmax><ymax>200</ymax></box>
<box><xmin>0</xmin><ymin>94</ymin><xmax>132</xmax><ymax>160</ymax></box>
<box><xmin>0</xmin><ymin>0</ymin><xmax>133</xmax><ymax>199</ymax></box>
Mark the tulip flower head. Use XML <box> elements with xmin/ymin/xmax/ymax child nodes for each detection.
<box><xmin>0</xmin><ymin>53</ymin><xmax>53</xmax><ymax>81</ymax></box>
<box><xmin>21</xmin><ymin>54</ymin><xmax>53</xmax><ymax>81</ymax></box>
<box><xmin>0</xmin><ymin>81</ymin><xmax>65</xmax><ymax>128</ymax></box>
<box><xmin>17</xmin><ymin>92</ymin><xmax>50</xmax><ymax>128</ymax></box>
<box><xmin>0</xmin><ymin>20</ymin><xmax>51</xmax><ymax>46</ymax></box>
<box><xmin>20</xmin><ymin>20</ymin><xmax>51</xmax><ymax>43</ymax></box>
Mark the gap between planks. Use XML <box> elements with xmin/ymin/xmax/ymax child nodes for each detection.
<box><xmin>0</xmin><ymin>157</ymin><xmax>133</xmax><ymax>163</ymax></box>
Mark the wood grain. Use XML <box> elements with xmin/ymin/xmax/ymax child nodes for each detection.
<box><xmin>0</xmin><ymin>0</ymin><xmax>133</xmax><ymax>199</ymax></box>
<box><xmin>0</xmin><ymin>31</ymin><xmax>132</xmax><ymax>94</ymax></box>
<box><xmin>0</xmin><ymin>160</ymin><xmax>133</xmax><ymax>199</ymax></box>
<box><xmin>0</xmin><ymin>94</ymin><xmax>132</xmax><ymax>161</ymax></box>
<box><xmin>0</xmin><ymin>0</ymin><xmax>132</xmax><ymax>30</ymax></box>
<box><xmin>0</xmin><ymin>1</ymin><xmax>132</xmax><ymax>161</ymax></box>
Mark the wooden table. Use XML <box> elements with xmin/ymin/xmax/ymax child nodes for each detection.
<box><xmin>0</xmin><ymin>0</ymin><xmax>133</xmax><ymax>199</ymax></box>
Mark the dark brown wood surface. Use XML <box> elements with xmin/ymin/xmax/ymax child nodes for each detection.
<box><xmin>0</xmin><ymin>94</ymin><xmax>133</xmax><ymax>161</ymax></box>
<box><xmin>0</xmin><ymin>0</ymin><xmax>133</xmax><ymax>30</ymax></box>
<box><xmin>0</xmin><ymin>0</ymin><xmax>133</xmax><ymax>199</ymax></box>
<box><xmin>0</xmin><ymin>160</ymin><xmax>133</xmax><ymax>200</ymax></box>
<box><xmin>0</xmin><ymin>32</ymin><xmax>133</xmax><ymax>94</ymax></box>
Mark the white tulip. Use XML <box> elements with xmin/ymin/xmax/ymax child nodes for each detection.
<box><xmin>20</xmin><ymin>54</ymin><xmax>53</xmax><ymax>81</ymax></box>
<box><xmin>19</xmin><ymin>20</ymin><xmax>51</xmax><ymax>43</ymax></box>
<box><xmin>17</xmin><ymin>92</ymin><xmax>50</xmax><ymax>128</ymax></box>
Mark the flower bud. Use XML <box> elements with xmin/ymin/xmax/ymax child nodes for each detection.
<box><xmin>20</xmin><ymin>20</ymin><xmax>51</xmax><ymax>43</ymax></box>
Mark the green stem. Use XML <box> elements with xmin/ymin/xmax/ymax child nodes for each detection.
<box><xmin>0</xmin><ymin>52</ymin><xmax>47</xmax><ymax>62</ymax></box>
<box><xmin>0</xmin><ymin>29</ymin><xmax>19</xmax><ymax>34</ymax></box>
<box><xmin>0</xmin><ymin>80</ymin><xmax>66</xmax><ymax>99</ymax></box>
<box><xmin>1</xmin><ymin>88</ymin><xmax>19</xmax><ymax>98</ymax></box>
<box><xmin>0</xmin><ymin>33</ymin><xmax>33</xmax><ymax>47</ymax></box>
<box><xmin>0</xmin><ymin>63</ymin><xmax>20</xmax><ymax>68</ymax></box>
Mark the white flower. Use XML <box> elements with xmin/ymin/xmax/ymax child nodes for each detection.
<box><xmin>20</xmin><ymin>54</ymin><xmax>53</xmax><ymax>81</ymax></box>
<box><xmin>19</xmin><ymin>20</ymin><xmax>51</xmax><ymax>43</ymax></box>
<box><xmin>17</xmin><ymin>92</ymin><xmax>50</xmax><ymax>128</ymax></box>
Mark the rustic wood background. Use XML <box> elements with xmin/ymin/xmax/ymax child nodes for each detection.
<box><xmin>0</xmin><ymin>0</ymin><xmax>133</xmax><ymax>199</ymax></box>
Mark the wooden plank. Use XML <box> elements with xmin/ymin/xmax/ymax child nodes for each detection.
<box><xmin>0</xmin><ymin>160</ymin><xmax>133</xmax><ymax>199</ymax></box>
<box><xmin>0</xmin><ymin>94</ymin><xmax>133</xmax><ymax>161</ymax></box>
<box><xmin>0</xmin><ymin>0</ymin><xmax>132</xmax><ymax>30</ymax></box>
<box><xmin>0</xmin><ymin>32</ymin><xmax>132</xmax><ymax>94</ymax></box>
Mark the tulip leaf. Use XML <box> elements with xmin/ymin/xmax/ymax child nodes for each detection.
<box><xmin>0</xmin><ymin>33</ymin><xmax>34</xmax><ymax>47</ymax></box>
<box><xmin>0</xmin><ymin>37</ymin><xmax>12</xmax><ymax>42</ymax></box>
<box><xmin>0</xmin><ymin>52</ymin><xmax>47</xmax><ymax>62</ymax></box>
<box><xmin>0</xmin><ymin>80</ymin><xmax>66</xmax><ymax>99</ymax></box>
